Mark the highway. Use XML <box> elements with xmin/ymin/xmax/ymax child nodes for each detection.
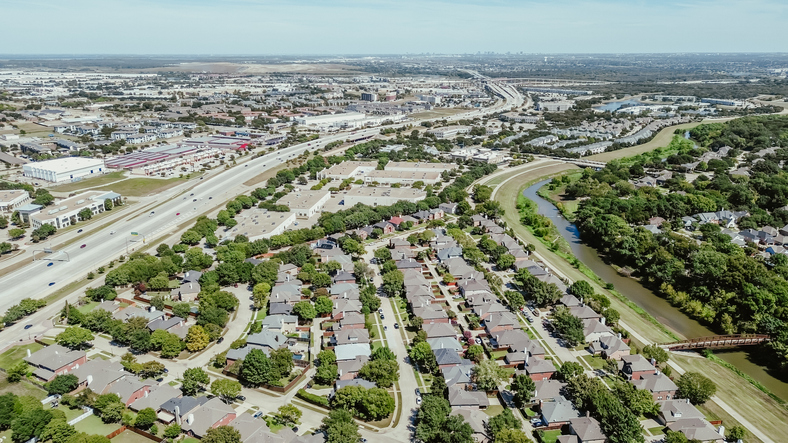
<box><xmin>0</xmin><ymin>77</ymin><xmax>522</xmax><ymax>314</ymax></box>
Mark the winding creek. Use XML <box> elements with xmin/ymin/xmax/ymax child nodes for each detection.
<box><xmin>523</xmin><ymin>179</ymin><xmax>788</xmax><ymax>399</ymax></box>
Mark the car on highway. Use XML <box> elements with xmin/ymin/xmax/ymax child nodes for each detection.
<box><xmin>47</xmin><ymin>262</ymin><xmax>54</xmax><ymax>267</ymax></box>
<box><xmin>77</xmin><ymin>229</ymin><xmax>83</xmax><ymax>233</ymax></box>
<box><xmin>193</xmin><ymin>199</ymin><xmax>197</xmax><ymax>202</ymax></box>
<box><xmin>176</xmin><ymin>213</ymin><xmax>180</xmax><ymax>216</ymax></box>
<box><xmin>110</xmin><ymin>231</ymin><xmax>115</xmax><ymax>235</ymax></box>
<box><xmin>209</xmin><ymin>197</ymin><xmax>212</xmax><ymax>199</ymax></box>
<box><xmin>48</xmin><ymin>282</ymin><xmax>56</xmax><ymax>286</ymax></box>
<box><xmin>24</xmin><ymin>324</ymin><xmax>32</xmax><ymax>329</ymax></box>
<box><xmin>80</xmin><ymin>244</ymin><xmax>87</xmax><ymax>248</ymax></box>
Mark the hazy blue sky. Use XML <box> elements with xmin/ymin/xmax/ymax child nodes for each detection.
<box><xmin>2</xmin><ymin>0</ymin><xmax>786</xmax><ymax>54</ymax></box>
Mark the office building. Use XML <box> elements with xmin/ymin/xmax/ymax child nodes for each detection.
<box><xmin>0</xmin><ymin>190</ymin><xmax>31</xmax><ymax>213</ymax></box>
<box><xmin>29</xmin><ymin>190</ymin><xmax>122</xmax><ymax>229</ymax></box>
<box><xmin>342</xmin><ymin>187</ymin><xmax>426</xmax><ymax>207</ymax></box>
<box><xmin>225</xmin><ymin>209</ymin><xmax>297</xmax><ymax>241</ymax></box>
<box><xmin>23</xmin><ymin>157</ymin><xmax>106</xmax><ymax>183</ymax></box>
<box><xmin>276</xmin><ymin>190</ymin><xmax>331</xmax><ymax>218</ymax></box>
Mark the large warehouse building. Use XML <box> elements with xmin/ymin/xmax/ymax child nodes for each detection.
<box><xmin>23</xmin><ymin>157</ymin><xmax>106</xmax><ymax>183</ymax></box>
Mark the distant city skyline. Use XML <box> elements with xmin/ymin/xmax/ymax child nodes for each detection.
<box><xmin>2</xmin><ymin>0</ymin><xmax>787</xmax><ymax>55</ymax></box>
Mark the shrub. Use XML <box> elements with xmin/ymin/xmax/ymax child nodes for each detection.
<box><xmin>296</xmin><ymin>389</ymin><xmax>329</xmax><ymax>407</ymax></box>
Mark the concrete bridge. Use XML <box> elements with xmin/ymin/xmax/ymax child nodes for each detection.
<box><xmin>660</xmin><ymin>334</ymin><xmax>770</xmax><ymax>351</ymax></box>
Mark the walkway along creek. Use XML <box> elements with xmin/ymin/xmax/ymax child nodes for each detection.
<box><xmin>523</xmin><ymin>179</ymin><xmax>788</xmax><ymax>399</ymax></box>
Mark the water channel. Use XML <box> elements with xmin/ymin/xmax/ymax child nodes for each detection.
<box><xmin>523</xmin><ymin>179</ymin><xmax>788</xmax><ymax>399</ymax></box>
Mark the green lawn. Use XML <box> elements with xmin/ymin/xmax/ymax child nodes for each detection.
<box><xmin>580</xmin><ymin>355</ymin><xmax>606</xmax><ymax>370</ymax></box>
<box><xmin>51</xmin><ymin>171</ymin><xmax>126</xmax><ymax>193</ymax></box>
<box><xmin>182</xmin><ymin>438</ymin><xmax>200</xmax><ymax>443</ymax></box>
<box><xmin>77</xmin><ymin>301</ymin><xmax>99</xmax><ymax>314</ymax></box>
<box><xmin>0</xmin><ymin>343</ymin><xmax>44</xmax><ymax>370</ymax></box>
<box><xmin>111</xmin><ymin>429</ymin><xmax>158</xmax><ymax>443</ymax></box>
<box><xmin>73</xmin><ymin>414</ymin><xmax>122</xmax><ymax>436</ymax></box>
<box><xmin>45</xmin><ymin>404</ymin><xmax>84</xmax><ymax>421</ymax></box>
<box><xmin>647</xmin><ymin>426</ymin><xmax>665</xmax><ymax>436</ymax></box>
<box><xmin>538</xmin><ymin>429</ymin><xmax>563</xmax><ymax>443</ymax></box>
<box><xmin>490</xmin><ymin>350</ymin><xmax>508</xmax><ymax>360</ymax></box>
<box><xmin>94</xmin><ymin>176</ymin><xmax>189</xmax><ymax>197</ymax></box>
<box><xmin>483</xmin><ymin>405</ymin><xmax>505</xmax><ymax>417</ymax></box>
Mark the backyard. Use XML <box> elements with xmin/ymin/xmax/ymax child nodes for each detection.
<box><xmin>0</xmin><ymin>343</ymin><xmax>44</xmax><ymax>370</ymax></box>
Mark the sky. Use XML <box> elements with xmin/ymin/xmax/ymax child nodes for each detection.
<box><xmin>1</xmin><ymin>0</ymin><xmax>786</xmax><ymax>55</ymax></box>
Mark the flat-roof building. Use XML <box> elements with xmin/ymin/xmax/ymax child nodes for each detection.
<box><xmin>318</xmin><ymin>161</ymin><xmax>378</xmax><ymax>180</ymax></box>
<box><xmin>427</xmin><ymin>126</ymin><xmax>471</xmax><ymax>139</ymax></box>
<box><xmin>343</xmin><ymin>187</ymin><xmax>426</xmax><ymax>207</ymax></box>
<box><xmin>29</xmin><ymin>190</ymin><xmax>122</xmax><ymax>229</ymax></box>
<box><xmin>384</xmin><ymin>161</ymin><xmax>457</xmax><ymax>173</ymax></box>
<box><xmin>225</xmin><ymin>209</ymin><xmax>296</xmax><ymax>241</ymax></box>
<box><xmin>276</xmin><ymin>190</ymin><xmax>331</xmax><ymax>218</ymax></box>
<box><xmin>295</xmin><ymin>112</ymin><xmax>367</xmax><ymax>129</ymax></box>
<box><xmin>364</xmin><ymin>169</ymin><xmax>441</xmax><ymax>186</ymax></box>
<box><xmin>23</xmin><ymin>157</ymin><xmax>105</xmax><ymax>183</ymax></box>
<box><xmin>0</xmin><ymin>190</ymin><xmax>31</xmax><ymax>213</ymax></box>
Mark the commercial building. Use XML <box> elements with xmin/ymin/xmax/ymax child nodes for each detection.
<box><xmin>0</xmin><ymin>190</ymin><xmax>31</xmax><ymax>213</ymax></box>
<box><xmin>536</xmin><ymin>101</ymin><xmax>575</xmax><ymax>112</ymax></box>
<box><xmin>427</xmin><ymin>126</ymin><xmax>471</xmax><ymax>139</ymax></box>
<box><xmin>701</xmin><ymin>98</ymin><xmax>746</xmax><ymax>107</ymax></box>
<box><xmin>364</xmin><ymin>169</ymin><xmax>441</xmax><ymax>185</ymax></box>
<box><xmin>181</xmin><ymin>135</ymin><xmax>251</xmax><ymax>151</ymax></box>
<box><xmin>105</xmin><ymin>144</ymin><xmax>220</xmax><ymax>175</ymax></box>
<box><xmin>276</xmin><ymin>190</ymin><xmax>331</xmax><ymax>218</ymax></box>
<box><xmin>294</xmin><ymin>112</ymin><xmax>367</xmax><ymax>129</ymax></box>
<box><xmin>384</xmin><ymin>161</ymin><xmax>456</xmax><ymax>173</ymax></box>
<box><xmin>29</xmin><ymin>190</ymin><xmax>122</xmax><ymax>229</ymax></box>
<box><xmin>360</xmin><ymin>92</ymin><xmax>377</xmax><ymax>102</ymax></box>
<box><xmin>23</xmin><ymin>157</ymin><xmax>106</xmax><ymax>183</ymax></box>
<box><xmin>318</xmin><ymin>161</ymin><xmax>378</xmax><ymax>180</ymax></box>
<box><xmin>342</xmin><ymin>186</ymin><xmax>426</xmax><ymax>207</ymax></box>
<box><xmin>225</xmin><ymin>209</ymin><xmax>296</xmax><ymax>241</ymax></box>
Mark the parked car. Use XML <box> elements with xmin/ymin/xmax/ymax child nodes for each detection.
<box><xmin>236</xmin><ymin>395</ymin><xmax>246</xmax><ymax>402</ymax></box>
<box><xmin>110</xmin><ymin>231</ymin><xmax>116</xmax><ymax>235</ymax></box>
<box><xmin>217</xmin><ymin>337</ymin><xmax>224</xmax><ymax>344</ymax></box>
<box><xmin>530</xmin><ymin>418</ymin><xmax>543</xmax><ymax>427</ymax></box>
<box><xmin>416</xmin><ymin>397</ymin><xmax>422</xmax><ymax>405</ymax></box>
<box><xmin>253</xmin><ymin>411</ymin><xmax>263</xmax><ymax>419</ymax></box>
<box><xmin>475</xmin><ymin>337</ymin><xmax>482</xmax><ymax>345</ymax></box>
<box><xmin>193</xmin><ymin>199</ymin><xmax>197</xmax><ymax>202</ymax></box>
<box><xmin>380</xmin><ymin>314</ymin><xmax>384</xmax><ymax>320</ymax></box>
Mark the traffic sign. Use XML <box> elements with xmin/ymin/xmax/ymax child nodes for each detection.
<box><xmin>131</xmin><ymin>232</ymin><xmax>139</xmax><ymax>236</ymax></box>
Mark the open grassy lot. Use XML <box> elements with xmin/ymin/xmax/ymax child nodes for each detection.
<box><xmin>0</xmin><ymin>375</ymin><xmax>47</xmax><ymax>399</ymax></box>
<box><xmin>0</xmin><ymin>343</ymin><xmax>44</xmax><ymax>370</ymax></box>
<box><xmin>51</xmin><ymin>171</ymin><xmax>127</xmax><ymax>193</ymax></box>
<box><xmin>586</xmin><ymin>121</ymin><xmax>700</xmax><ymax>162</ymax></box>
<box><xmin>410</xmin><ymin>108</ymin><xmax>469</xmax><ymax>119</ymax></box>
<box><xmin>77</xmin><ymin>301</ymin><xmax>99</xmax><ymax>314</ymax></box>
<box><xmin>93</xmin><ymin>176</ymin><xmax>188</xmax><ymax>197</ymax></box>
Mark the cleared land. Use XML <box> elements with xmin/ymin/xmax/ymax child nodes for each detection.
<box><xmin>410</xmin><ymin>108</ymin><xmax>470</xmax><ymax>119</ymax></box>
<box><xmin>93</xmin><ymin>176</ymin><xmax>188</xmax><ymax>197</ymax></box>
<box><xmin>586</xmin><ymin>122</ymin><xmax>701</xmax><ymax>162</ymax></box>
<box><xmin>0</xmin><ymin>375</ymin><xmax>47</xmax><ymax>399</ymax></box>
<box><xmin>0</xmin><ymin>343</ymin><xmax>44</xmax><ymax>370</ymax></box>
<box><xmin>51</xmin><ymin>171</ymin><xmax>127</xmax><ymax>193</ymax></box>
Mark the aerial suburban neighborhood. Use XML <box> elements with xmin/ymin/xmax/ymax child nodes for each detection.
<box><xmin>0</xmin><ymin>3</ymin><xmax>787</xmax><ymax>443</ymax></box>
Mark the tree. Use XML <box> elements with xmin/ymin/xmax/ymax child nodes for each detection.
<box><xmin>416</xmin><ymin>395</ymin><xmax>473</xmax><ymax>443</ymax></box>
<box><xmin>472</xmin><ymin>360</ymin><xmax>507</xmax><ymax>391</ymax></box>
<box><xmin>552</xmin><ymin>306</ymin><xmax>585</xmax><ymax>346</ymax></box>
<box><xmin>211</xmin><ymin>379</ymin><xmax>242</xmax><ymax>404</ymax></box>
<box><xmin>274</xmin><ymin>405</ymin><xmax>302</xmax><ymax>426</ymax></box>
<box><xmin>357</xmin><ymin>387</ymin><xmax>395</xmax><ymax>421</ymax></box>
<box><xmin>292</xmin><ymin>301</ymin><xmax>317</xmax><ymax>321</ymax></box>
<box><xmin>676</xmin><ymin>372</ymin><xmax>717</xmax><ymax>404</ymax></box>
<box><xmin>496</xmin><ymin>254</ymin><xmax>516</xmax><ymax>271</ymax></box>
<box><xmin>511</xmin><ymin>374</ymin><xmax>536</xmax><ymax>408</ymax></box>
<box><xmin>0</xmin><ymin>392</ymin><xmax>18</xmax><ymax>429</ymax></box>
<box><xmin>465</xmin><ymin>344</ymin><xmax>485</xmax><ymax>363</ymax></box>
<box><xmin>613</xmin><ymin>381</ymin><xmax>659</xmax><ymax>417</ymax></box>
<box><xmin>7</xmin><ymin>361</ymin><xmax>28</xmax><ymax>383</ymax></box>
<box><xmin>77</xmin><ymin>208</ymin><xmax>93</xmax><ymax>221</ymax></box>
<box><xmin>181</xmin><ymin>368</ymin><xmax>210</xmax><ymax>396</ymax></box>
<box><xmin>358</xmin><ymin>359</ymin><xmax>400</xmax><ymax>388</ymax></box>
<box><xmin>726</xmin><ymin>425</ymin><xmax>746</xmax><ymax>441</ymax></box>
<box><xmin>104</xmin><ymin>199</ymin><xmax>113</xmax><ymax>211</ymax></box>
<box><xmin>55</xmin><ymin>327</ymin><xmax>94</xmax><ymax>349</ymax></box>
<box><xmin>494</xmin><ymin>428</ymin><xmax>533</xmax><ymax>443</ymax></box>
<box><xmin>40</xmin><ymin>419</ymin><xmax>76</xmax><ymax>443</ymax></box>
<box><xmin>311</xmin><ymin>272</ymin><xmax>332</xmax><ymax>288</ymax></box>
<box><xmin>240</xmin><ymin>348</ymin><xmax>276</xmax><ymax>387</ymax></box>
<box><xmin>315</xmin><ymin>363</ymin><xmax>338</xmax><ymax>385</ymax></box>
<box><xmin>7</xmin><ymin>228</ymin><xmax>24</xmax><ymax>239</ymax></box>
<box><xmin>317</xmin><ymin>349</ymin><xmax>337</xmax><ymax>366</ymax></box>
<box><xmin>315</xmin><ymin>295</ymin><xmax>333</xmax><ymax>316</ymax></box>
<box><xmin>134</xmin><ymin>408</ymin><xmax>157</xmax><ymax>430</ymax></box>
<box><xmin>164</xmin><ymin>423</ymin><xmax>182</xmax><ymax>439</ymax></box>
<box><xmin>487</xmin><ymin>409</ymin><xmax>522</xmax><ymax>440</ymax></box>
<box><xmin>569</xmin><ymin>280</ymin><xmax>594</xmax><ymax>299</ymax></box>
<box><xmin>504</xmin><ymin>291</ymin><xmax>525</xmax><ymax>310</ymax></box>
<box><xmin>409</xmin><ymin>341</ymin><xmax>437</xmax><ymax>373</ymax></box>
<box><xmin>557</xmin><ymin>361</ymin><xmax>584</xmax><ymax>381</ymax></box>
<box><xmin>382</xmin><ymin>269</ymin><xmax>404</xmax><ymax>297</ymax></box>
<box><xmin>185</xmin><ymin>325</ymin><xmax>210</xmax><ymax>352</ymax></box>
<box><xmin>641</xmin><ymin>344</ymin><xmax>670</xmax><ymax>365</ymax></box>
<box><xmin>371</xmin><ymin>346</ymin><xmax>396</xmax><ymax>361</ymax></box>
<box><xmin>270</xmin><ymin>347</ymin><xmax>295</xmax><ymax>379</ymax></box>
<box><xmin>664</xmin><ymin>430</ymin><xmax>688</xmax><ymax>443</ymax></box>
<box><xmin>322</xmin><ymin>409</ymin><xmax>360</xmax><ymax>443</ymax></box>
<box><xmin>45</xmin><ymin>374</ymin><xmax>79</xmax><ymax>395</ymax></box>
<box><xmin>202</xmin><ymin>426</ymin><xmax>241</xmax><ymax>443</ymax></box>
<box><xmin>11</xmin><ymin>408</ymin><xmax>53</xmax><ymax>443</ymax></box>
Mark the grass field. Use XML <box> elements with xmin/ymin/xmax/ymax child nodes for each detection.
<box><xmin>93</xmin><ymin>176</ymin><xmax>188</xmax><ymax>197</ymax></box>
<box><xmin>586</xmin><ymin>121</ymin><xmax>701</xmax><ymax>162</ymax></box>
<box><xmin>51</xmin><ymin>171</ymin><xmax>127</xmax><ymax>193</ymax></box>
<box><xmin>537</xmin><ymin>429</ymin><xmax>562</xmax><ymax>443</ymax></box>
<box><xmin>77</xmin><ymin>301</ymin><xmax>99</xmax><ymax>314</ymax></box>
<box><xmin>0</xmin><ymin>343</ymin><xmax>44</xmax><ymax>370</ymax></box>
<box><xmin>111</xmin><ymin>430</ymin><xmax>158</xmax><ymax>443</ymax></box>
<box><xmin>410</xmin><ymin>108</ymin><xmax>470</xmax><ymax>120</ymax></box>
<box><xmin>0</xmin><ymin>375</ymin><xmax>47</xmax><ymax>399</ymax></box>
<box><xmin>73</xmin><ymin>414</ymin><xmax>122</xmax><ymax>436</ymax></box>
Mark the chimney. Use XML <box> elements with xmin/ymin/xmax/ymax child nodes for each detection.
<box><xmin>26</xmin><ymin>349</ymin><xmax>31</xmax><ymax>357</ymax></box>
<box><xmin>617</xmin><ymin>333</ymin><xmax>622</xmax><ymax>339</ymax></box>
<box><xmin>686</xmin><ymin>398</ymin><xmax>690</xmax><ymax>404</ymax></box>
<box><xmin>150</xmin><ymin>305</ymin><xmax>156</xmax><ymax>312</ymax></box>
<box><xmin>87</xmin><ymin>375</ymin><xmax>93</xmax><ymax>385</ymax></box>
<box><xmin>175</xmin><ymin>406</ymin><xmax>181</xmax><ymax>425</ymax></box>
<box><xmin>600</xmin><ymin>317</ymin><xmax>606</xmax><ymax>325</ymax></box>
<box><xmin>650</xmin><ymin>357</ymin><xmax>656</xmax><ymax>366</ymax></box>
<box><xmin>717</xmin><ymin>426</ymin><xmax>725</xmax><ymax>437</ymax></box>
<box><xmin>187</xmin><ymin>414</ymin><xmax>194</xmax><ymax>426</ymax></box>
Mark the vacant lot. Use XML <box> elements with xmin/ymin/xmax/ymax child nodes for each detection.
<box><xmin>410</xmin><ymin>108</ymin><xmax>469</xmax><ymax>119</ymax></box>
<box><xmin>0</xmin><ymin>375</ymin><xmax>47</xmax><ymax>399</ymax></box>
<box><xmin>51</xmin><ymin>171</ymin><xmax>127</xmax><ymax>193</ymax></box>
<box><xmin>0</xmin><ymin>343</ymin><xmax>44</xmax><ymax>370</ymax></box>
<box><xmin>93</xmin><ymin>176</ymin><xmax>186</xmax><ymax>197</ymax></box>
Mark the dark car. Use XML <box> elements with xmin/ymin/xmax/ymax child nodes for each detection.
<box><xmin>47</xmin><ymin>262</ymin><xmax>54</xmax><ymax>267</ymax></box>
<box><xmin>236</xmin><ymin>395</ymin><xmax>246</xmax><ymax>402</ymax></box>
<box><xmin>80</xmin><ymin>244</ymin><xmax>87</xmax><ymax>248</ymax></box>
<box><xmin>394</xmin><ymin>323</ymin><xmax>399</xmax><ymax>329</ymax></box>
<box><xmin>217</xmin><ymin>337</ymin><xmax>224</xmax><ymax>344</ymax></box>
<box><xmin>77</xmin><ymin>229</ymin><xmax>83</xmax><ymax>233</ymax></box>
<box><xmin>193</xmin><ymin>199</ymin><xmax>197</xmax><ymax>202</ymax></box>
<box><xmin>209</xmin><ymin>197</ymin><xmax>212</xmax><ymax>199</ymax></box>
<box><xmin>380</xmin><ymin>313</ymin><xmax>384</xmax><ymax>320</ymax></box>
<box><xmin>24</xmin><ymin>324</ymin><xmax>32</xmax><ymax>330</ymax></box>
<box><xmin>48</xmin><ymin>282</ymin><xmax>56</xmax><ymax>286</ymax></box>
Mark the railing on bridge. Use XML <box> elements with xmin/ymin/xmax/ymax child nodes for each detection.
<box><xmin>661</xmin><ymin>334</ymin><xmax>770</xmax><ymax>351</ymax></box>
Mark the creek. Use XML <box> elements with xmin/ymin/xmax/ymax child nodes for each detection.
<box><xmin>523</xmin><ymin>179</ymin><xmax>788</xmax><ymax>399</ymax></box>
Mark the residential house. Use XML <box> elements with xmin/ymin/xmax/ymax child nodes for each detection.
<box><xmin>569</xmin><ymin>305</ymin><xmax>602</xmax><ymax>321</ymax></box>
<box><xmin>450</xmin><ymin>408</ymin><xmax>489</xmax><ymax>443</ymax></box>
<box><xmin>183</xmin><ymin>270</ymin><xmax>202</xmax><ymax>283</ymax></box>
<box><xmin>110</xmin><ymin>377</ymin><xmax>152</xmax><ymax>406</ymax></box>
<box><xmin>113</xmin><ymin>306</ymin><xmax>165</xmax><ymax>325</ymax></box>
<box><xmin>619</xmin><ymin>354</ymin><xmax>655</xmax><ymax>380</ymax></box>
<box><xmin>631</xmin><ymin>372</ymin><xmax>678</xmax><ymax>401</ymax></box>
<box><xmin>442</xmin><ymin>361</ymin><xmax>475</xmax><ymax>388</ymax></box>
<box><xmin>560</xmin><ymin>294</ymin><xmax>582</xmax><ymax>307</ymax></box>
<box><xmin>396</xmin><ymin>259</ymin><xmax>423</xmax><ymax>270</ymax></box>
<box><xmin>24</xmin><ymin>344</ymin><xmax>87</xmax><ymax>382</ymax></box>
<box><xmin>129</xmin><ymin>384</ymin><xmax>181</xmax><ymax>413</ymax></box>
<box><xmin>440</xmin><ymin>202</ymin><xmax>459</xmax><ymax>214</ymax></box>
<box><xmin>666</xmin><ymin>418</ymin><xmax>725</xmax><ymax>443</ymax></box>
<box><xmin>331</xmin><ymin>328</ymin><xmax>370</xmax><ymax>346</ymax></box>
<box><xmin>261</xmin><ymin>315</ymin><xmax>298</xmax><ymax>334</ymax></box>
<box><xmin>657</xmin><ymin>399</ymin><xmax>706</xmax><ymax>426</ymax></box>
<box><xmin>539</xmin><ymin>398</ymin><xmax>581</xmax><ymax>427</ymax></box>
<box><xmin>171</xmin><ymin>281</ymin><xmax>201</xmax><ymax>302</ymax></box>
<box><xmin>428</xmin><ymin>337</ymin><xmax>464</xmax><ymax>353</ymax></box>
<box><xmin>484</xmin><ymin>311</ymin><xmax>519</xmax><ymax>335</ymax></box>
<box><xmin>331</xmin><ymin>283</ymin><xmax>360</xmax><ymax>300</ymax></box>
<box><xmin>589</xmin><ymin>335</ymin><xmax>630</xmax><ymax>360</ymax></box>
<box><xmin>525</xmin><ymin>358</ymin><xmax>556</xmax><ymax>381</ymax></box>
<box><xmin>332</xmin><ymin>299</ymin><xmax>363</xmax><ymax>320</ymax></box>
<box><xmin>180</xmin><ymin>397</ymin><xmax>237</xmax><ymax>438</ymax></box>
<box><xmin>568</xmin><ymin>416</ymin><xmax>606</xmax><ymax>443</ymax></box>
<box><xmin>337</xmin><ymin>355</ymin><xmax>369</xmax><ymax>381</ymax></box>
<box><xmin>582</xmin><ymin>319</ymin><xmax>613</xmax><ymax>342</ymax></box>
<box><xmin>434</xmin><ymin>348</ymin><xmax>464</xmax><ymax>369</ymax></box>
<box><xmin>413</xmin><ymin>304</ymin><xmax>450</xmax><ymax>324</ymax></box>
<box><xmin>333</xmin><ymin>272</ymin><xmax>356</xmax><ymax>285</ymax></box>
<box><xmin>71</xmin><ymin>360</ymin><xmax>125</xmax><ymax>395</ymax></box>
<box><xmin>269</xmin><ymin>303</ymin><xmax>294</xmax><ymax>316</ymax></box>
<box><xmin>448</xmin><ymin>386</ymin><xmax>488</xmax><ymax>409</ymax></box>
<box><xmin>339</xmin><ymin>312</ymin><xmax>366</xmax><ymax>329</ymax></box>
<box><xmin>390</xmin><ymin>238</ymin><xmax>411</xmax><ymax>248</ymax></box>
<box><xmin>424</xmin><ymin>322</ymin><xmax>457</xmax><ymax>339</ymax></box>
<box><xmin>373</xmin><ymin>221</ymin><xmax>395</xmax><ymax>235</ymax></box>
<box><xmin>532</xmin><ymin>380</ymin><xmax>566</xmax><ymax>405</ymax></box>
<box><xmin>160</xmin><ymin>396</ymin><xmax>211</xmax><ymax>424</ymax></box>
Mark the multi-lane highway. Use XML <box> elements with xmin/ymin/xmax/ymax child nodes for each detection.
<box><xmin>0</xmin><ymin>79</ymin><xmax>522</xmax><ymax>313</ymax></box>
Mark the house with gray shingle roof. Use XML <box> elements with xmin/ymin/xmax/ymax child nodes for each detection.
<box><xmin>448</xmin><ymin>385</ymin><xmax>488</xmax><ymax>409</ymax></box>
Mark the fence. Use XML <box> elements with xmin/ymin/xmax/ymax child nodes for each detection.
<box><xmin>68</xmin><ymin>407</ymin><xmax>94</xmax><ymax>426</ymax></box>
<box><xmin>106</xmin><ymin>425</ymin><xmax>163</xmax><ymax>442</ymax></box>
